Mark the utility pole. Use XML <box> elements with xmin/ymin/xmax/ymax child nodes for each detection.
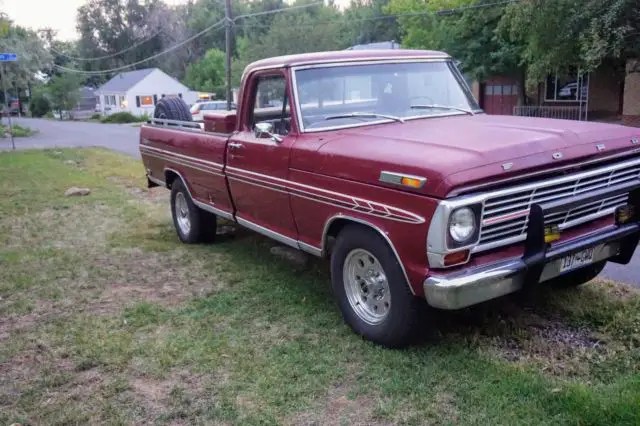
<box><xmin>0</xmin><ymin>63</ymin><xmax>15</xmax><ymax>150</ymax></box>
<box><xmin>224</xmin><ymin>0</ymin><xmax>233</xmax><ymax>111</ymax></box>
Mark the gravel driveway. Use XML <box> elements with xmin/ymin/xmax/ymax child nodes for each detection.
<box><xmin>1</xmin><ymin>117</ymin><xmax>638</xmax><ymax>287</ymax></box>
<box><xmin>0</xmin><ymin>117</ymin><xmax>141</xmax><ymax>158</ymax></box>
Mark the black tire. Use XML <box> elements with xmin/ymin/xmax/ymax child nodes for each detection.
<box><xmin>330</xmin><ymin>224</ymin><xmax>424</xmax><ymax>348</ymax></box>
<box><xmin>547</xmin><ymin>260</ymin><xmax>606</xmax><ymax>288</ymax></box>
<box><xmin>154</xmin><ymin>97</ymin><xmax>192</xmax><ymax>121</ymax></box>
<box><xmin>170</xmin><ymin>178</ymin><xmax>217</xmax><ymax>244</ymax></box>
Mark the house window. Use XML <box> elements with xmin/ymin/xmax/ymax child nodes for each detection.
<box><xmin>109</xmin><ymin>95</ymin><xmax>116</xmax><ymax>105</ymax></box>
<box><xmin>545</xmin><ymin>70</ymin><xmax>589</xmax><ymax>102</ymax></box>
<box><xmin>119</xmin><ymin>96</ymin><xmax>126</xmax><ymax>108</ymax></box>
<box><xmin>140</xmin><ymin>95</ymin><xmax>154</xmax><ymax>106</ymax></box>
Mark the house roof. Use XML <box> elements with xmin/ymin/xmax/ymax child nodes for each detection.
<box><xmin>97</xmin><ymin>68</ymin><xmax>156</xmax><ymax>93</ymax></box>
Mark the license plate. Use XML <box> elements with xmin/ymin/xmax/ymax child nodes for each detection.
<box><xmin>559</xmin><ymin>247</ymin><xmax>595</xmax><ymax>273</ymax></box>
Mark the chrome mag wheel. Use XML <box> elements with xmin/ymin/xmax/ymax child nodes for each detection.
<box><xmin>343</xmin><ymin>248</ymin><xmax>391</xmax><ymax>325</ymax></box>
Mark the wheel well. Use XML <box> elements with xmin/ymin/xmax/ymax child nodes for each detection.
<box><xmin>164</xmin><ymin>170</ymin><xmax>179</xmax><ymax>189</ymax></box>
<box><xmin>323</xmin><ymin>217</ymin><xmax>415</xmax><ymax>295</ymax></box>
<box><xmin>324</xmin><ymin>218</ymin><xmax>389</xmax><ymax>257</ymax></box>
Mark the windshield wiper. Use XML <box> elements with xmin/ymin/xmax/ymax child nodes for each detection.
<box><xmin>410</xmin><ymin>104</ymin><xmax>474</xmax><ymax>116</ymax></box>
<box><xmin>324</xmin><ymin>112</ymin><xmax>405</xmax><ymax>123</ymax></box>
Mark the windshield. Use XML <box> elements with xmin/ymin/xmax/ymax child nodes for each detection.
<box><xmin>293</xmin><ymin>61</ymin><xmax>480</xmax><ymax>131</ymax></box>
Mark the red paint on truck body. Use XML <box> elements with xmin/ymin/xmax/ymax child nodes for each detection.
<box><xmin>139</xmin><ymin>49</ymin><xmax>640</xmax><ymax>297</ymax></box>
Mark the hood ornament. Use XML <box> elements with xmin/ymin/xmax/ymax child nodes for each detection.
<box><xmin>552</xmin><ymin>152</ymin><xmax>563</xmax><ymax>160</ymax></box>
<box><xmin>596</xmin><ymin>143</ymin><xmax>606</xmax><ymax>152</ymax></box>
<box><xmin>632</xmin><ymin>137</ymin><xmax>639</xmax><ymax>145</ymax></box>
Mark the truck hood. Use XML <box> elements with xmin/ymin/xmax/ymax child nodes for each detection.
<box><xmin>294</xmin><ymin>114</ymin><xmax>640</xmax><ymax>198</ymax></box>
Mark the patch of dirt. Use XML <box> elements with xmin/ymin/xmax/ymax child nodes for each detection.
<box><xmin>487</xmin><ymin>317</ymin><xmax>609</xmax><ymax>375</ymax></box>
<box><xmin>92</xmin><ymin>248</ymin><xmax>221</xmax><ymax>313</ymax></box>
<box><xmin>124</xmin><ymin>368</ymin><xmax>212</xmax><ymax>422</ymax></box>
<box><xmin>436</xmin><ymin>300</ymin><xmax>621</xmax><ymax>377</ymax></box>
<box><xmin>285</xmin><ymin>366</ymin><xmax>387</xmax><ymax>426</ymax></box>
<box><xmin>3</xmin><ymin>203</ymin><xmax>124</xmax><ymax>250</ymax></box>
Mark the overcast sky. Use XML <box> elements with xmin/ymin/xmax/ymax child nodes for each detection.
<box><xmin>2</xmin><ymin>0</ymin><xmax>188</xmax><ymax>41</ymax></box>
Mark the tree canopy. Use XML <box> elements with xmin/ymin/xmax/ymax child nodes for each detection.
<box><xmin>183</xmin><ymin>48</ymin><xmax>225</xmax><ymax>95</ymax></box>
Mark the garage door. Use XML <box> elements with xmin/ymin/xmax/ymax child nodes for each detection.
<box><xmin>482</xmin><ymin>78</ymin><xmax>518</xmax><ymax>115</ymax></box>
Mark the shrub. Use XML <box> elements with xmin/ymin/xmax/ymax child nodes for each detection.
<box><xmin>90</xmin><ymin>113</ymin><xmax>101</xmax><ymax>120</ymax></box>
<box><xmin>100</xmin><ymin>112</ymin><xmax>139</xmax><ymax>123</ymax></box>
<box><xmin>30</xmin><ymin>94</ymin><xmax>51</xmax><ymax>118</ymax></box>
<box><xmin>0</xmin><ymin>123</ymin><xmax>35</xmax><ymax>137</ymax></box>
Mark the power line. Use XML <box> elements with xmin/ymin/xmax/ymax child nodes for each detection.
<box><xmin>235</xmin><ymin>0</ymin><xmax>520</xmax><ymax>28</ymax></box>
<box><xmin>233</xmin><ymin>2</ymin><xmax>324</xmax><ymax>21</ymax></box>
<box><xmin>54</xmin><ymin>19</ymin><xmax>225</xmax><ymax>75</ymax></box>
<box><xmin>49</xmin><ymin>28</ymin><xmax>164</xmax><ymax>62</ymax></box>
<box><xmin>51</xmin><ymin>2</ymin><xmax>324</xmax><ymax>73</ymax></box>
<box><xmin>52</xmin><ymin>0</ymin><xmax>516</xmax><ymax>75</ymax></box>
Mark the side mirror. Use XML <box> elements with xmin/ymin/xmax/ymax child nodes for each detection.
<box><xmin>254</xmin><ymin>121</ymin><xmax>283</xmax><ymax>143</ymax></box>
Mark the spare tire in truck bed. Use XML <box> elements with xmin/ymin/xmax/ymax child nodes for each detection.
<box><xmin>153</xmin><ymin>97</ymin><xmax>192</xmax><ymax>121</ymax></box>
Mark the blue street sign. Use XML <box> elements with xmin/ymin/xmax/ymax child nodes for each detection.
<box><xmin>0</xmin><ymin>53</ymin><xmax>17</xmax><ymax>62</ymax></box>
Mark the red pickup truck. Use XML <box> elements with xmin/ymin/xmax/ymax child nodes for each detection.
<box><xmin>140</xmin><ymin>49</ymin><xmax>640</xmax><ymax>347</ymax></box>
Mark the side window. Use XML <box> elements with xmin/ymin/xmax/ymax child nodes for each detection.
<box><xmin>250</xmin><ymin>75</ymin><xmax>289</xmax><ymax>136</ymax></box>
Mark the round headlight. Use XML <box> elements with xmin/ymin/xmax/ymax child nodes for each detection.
<box><xmin>449</xmin><ymin>207</ymin><xmax>477</xmax><ymax>243</ymax></box>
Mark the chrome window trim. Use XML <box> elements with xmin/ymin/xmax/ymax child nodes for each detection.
<box><xmin>428</xmin><ymin>155</ymin><xmax>640</xmax><ymax>266</ymax></box>
<box><xmin>290</xmin><ymin>58</ymin><xmax>482</xmax><ymax>134</ymax></box>
<box><xmin>163</xmin><ymin>167</ymin><xmax>234</xmax><ymax>221</ymax></box>
<box><xmin>321</xmin><ymin>214</ymin><xmax>416</xmax><ymax>295</ymax></box>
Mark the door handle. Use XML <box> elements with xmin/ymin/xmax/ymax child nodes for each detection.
<box><xmin>229</xmin><ymin>142</ymin><xmax>243</xmax><ymax>149</ymax></box>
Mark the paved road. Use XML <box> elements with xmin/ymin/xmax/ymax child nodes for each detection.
<box><xmin>0</xmin><ymin>117</ymin><xmax>141</xmax><ymax>158</ymax></box>
<box><xmin>1</xmin><ymin>117</ymin><xmax>638</xmax><ymax>286</ymax></box>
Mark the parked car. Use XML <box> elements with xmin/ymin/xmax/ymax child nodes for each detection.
<box><xmin>189</xmin><ymin>101</ymin><xmax>235</xmax><ymax>121</ymax></box>
<box><xmin>139</xmin><ymin>49</ymin><xmax>640</xmax><ymax>348</ymax></box>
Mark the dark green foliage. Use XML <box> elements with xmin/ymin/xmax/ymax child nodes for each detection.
<box><xmin>29</xmin><ymin>94</ymin><xmax>51</xmax><ymax>118</ymax></box>
<box><xmin>100</xmin><ymin>112</ymin><xmax>146</xmax><ymax>123</ymax></box>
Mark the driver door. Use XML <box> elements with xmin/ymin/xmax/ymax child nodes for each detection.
<box><xmin>226</xmin><ymin>71</ymin><xmax>298</xmax><ymax>243</ymax></box>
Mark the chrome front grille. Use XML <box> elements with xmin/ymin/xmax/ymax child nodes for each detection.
<box><xmin>475</xmin><ymin>158</ymin><xmax>640</xmax><ymax>252</ymax></box>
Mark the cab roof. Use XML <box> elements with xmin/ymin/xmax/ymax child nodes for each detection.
<box><xmin>244</xmin><ymin>49</ymin><xmax>450</xmax><ymax>74</ymax></box>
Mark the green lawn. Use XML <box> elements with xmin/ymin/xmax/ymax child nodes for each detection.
<box><xmin>1</xmin><ymin>148</ymin><xmax>640</xmax><ymax>425</ymax></box>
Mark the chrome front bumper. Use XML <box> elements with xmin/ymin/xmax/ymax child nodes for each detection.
<box><xmin>424</xmin><ymin>182</ymin><xmax>640</xmax><ymax>310</ymax></box>
<box><xmin>425</xmin><ymin>236</ymin><xmax>626</xmax><ymax>309</ymax></box>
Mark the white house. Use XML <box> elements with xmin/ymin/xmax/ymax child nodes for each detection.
<box><xmin>95</xmin><ymin>68</ymin><xmax>199</xmax><ymax>116</ymax></box>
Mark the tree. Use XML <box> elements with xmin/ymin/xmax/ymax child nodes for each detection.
<box><xmin>47</xmin><ymin>74</ymin><xmax>84</xmax><ymax>119</ymax></box>
<box><xmin>500</xmin><ymin>0</ymin><xmax>640</xmax><ymax>82</ymax></box>
<box><xmin>388</xmin><ymin>0</ymin><xmax>525</xmax><ymax>101</ymax></box>
<box><xmin>75</xmin><ymin>0</ymin><xmax>167</xmax><ymax>84</ymax></box>
<box><xmin>0</xmin><ymin>14</ymin><xmax>52</xmax><ymax>115</ymax></box>
<box><xmin>343</xmin><ymin>0</ymin><xmax>401</xmax><ymax>46</ymax></box>
<box><xmin>183</xmin><ymin>48</ymin><xmax>225</xmax><ymax>95</ymax></box>
<box><xmin>234</xmin><ymin>1</ymin><xmax>347</xmax><ymax>66</ymax></box>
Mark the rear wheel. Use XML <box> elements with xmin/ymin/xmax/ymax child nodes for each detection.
<box><xmin>330</xmin><ymin>225</ymin><xmax>424</xmax><ymax>348</ymax></box>
<box><xmin>547</xmin><ymin>260</ymin><xmax>606</xmax><ymax>288</ymax></box>
<box><xmin>170</xmin><ymin>179</ymin><xmax>216</xmax><ymax>243</ymax></box>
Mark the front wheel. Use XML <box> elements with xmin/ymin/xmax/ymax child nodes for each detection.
<box><xmin>330</xmin><ymin>225</ymin><xmax>424</xmax><ymax>348</ymax></box>
<box><xmin>170</xmin><ymin>179</ymin><xmax>217</xmax><ymax>243</ymax></box>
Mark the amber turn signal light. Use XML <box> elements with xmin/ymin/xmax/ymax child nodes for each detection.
<box><xmin>444</xmin><ymin>250</ymin><xmax>469</xmax><ymax>267</ymax></box>
<box><xmin>615</xmin><ymin>205</ymin><xmax>634</xmax><ymax>225</ymax></box>
<box><xmin>544</xmin><ymin>224</ymin><xmax>560</xmax><ymax>243</ymax></box>
<box><xmin>400</xmin><ymin>177</ymin><xmax>423</xmax><ymax>188</ymax></box>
